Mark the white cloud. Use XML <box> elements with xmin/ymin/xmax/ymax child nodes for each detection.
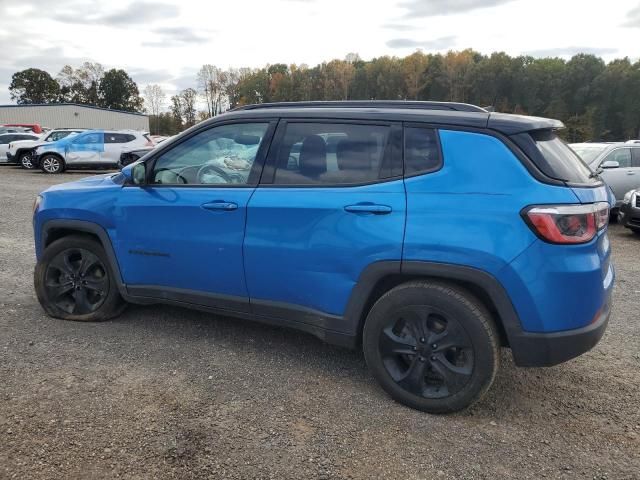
<box><xmin>0</xmin><ymin>0</ymin><xmax>638</xmax><ymax>105</ymax></box>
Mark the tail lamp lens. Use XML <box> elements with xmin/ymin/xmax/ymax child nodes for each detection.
<box><xmin>524</xmin><ymin>202</ymin><xmax>609</xmax><ymax>244</ymax></box>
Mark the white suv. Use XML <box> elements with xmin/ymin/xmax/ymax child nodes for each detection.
<box><xmin>8</xmin><ymin>128</ymin><xmax>87</xmax><ymax>169</ymax></box>
<box><xmin>34</xmin><ymin>130</ymin><xmax>153</xmax><ymax>174</ymax></box>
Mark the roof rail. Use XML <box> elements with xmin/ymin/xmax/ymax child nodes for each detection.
<box><xmin>232</xmin><ymin>100</ymin><xmax>487</xmax><ymax>113</ymax></box>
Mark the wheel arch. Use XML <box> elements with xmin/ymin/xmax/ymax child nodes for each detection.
<box><xmin>344</xmin><ymin>261</ymin><xmax>522</xmax><ymax>348</ymax></box>
<box><xmin>41</xmin><ymin>220</ymin><xmax>127</xmax><ymax>296</ymax></box>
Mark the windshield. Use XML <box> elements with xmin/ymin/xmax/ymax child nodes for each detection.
<box><xmin>47</xmin><ymin>131</ymin><xmax>80</xmax><ymax>142</ymax></box>
<box><xmin>570</xmin><ymin>145</ymin><xmax>608</xmax><ymax>167</ymax></box>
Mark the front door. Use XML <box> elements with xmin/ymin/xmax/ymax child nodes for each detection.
<box><xmin>66</xmin><ymin>131</ymin><xmax>104</xmax><ymax>166</ymax></box>
<box><xmin>244</xmin><ymin>120</ymin><xmax>406</xmax><ymax>329</ymax></box>
<box><xmin>113</xmin><ymin>121</ymin><xmax>276</xmax><ymax>311</ymax></box>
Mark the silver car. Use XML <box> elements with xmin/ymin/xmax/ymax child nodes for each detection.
<box><xmin>570</xmin><ymin>142</ymin><xmax>640</xmax><ymax>207</ymax></box>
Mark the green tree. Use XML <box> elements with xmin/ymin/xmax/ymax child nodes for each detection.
<box><xmin>9</xmin><ymin>68</ymin><xmax>60</xmax><ymax>104</ymax></box>
<box><xmin>98</xmin><ymin>69</ymin><xmax>143</xmax><ymax>112</ymax></box>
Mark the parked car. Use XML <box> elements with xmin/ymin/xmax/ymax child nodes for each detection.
<box><xmin>118</xmin><ymin>146</ymin><xmax>155</xmax><ymax>169</ymax></box>
<box><xmin>34</xmin><ymin>130</ymin><xmax>150</xmax><ymax>173</ymax></box>
<box><xmin>0</xmin><ymin>132</ymin><xmax>40</xmax><ymax>163</ymax></box>
<box><xmin>0</xmin><ymin>126</ymin><xmax>30</xmax><ymax>135</ymax></box>
<box><xmin>32</xmin><ymin>101</ymin><xmax>614</xmax><ymax>413</ymax></box>
<box><xmin>570</xmin><ymin>142</ymin><xmax>640</xmax><ymax>209</ymax></box>
<box><xmin>2</xmin><ymin>123</ymin><xmax>43</xmax><ymax>133</ymax></box>
<box><xmin>618</xmin><ymin>189</ymin><xmax>640</xmax><ymax>234</ymax></box>
<box><xmin>7</xmin><ymin>128</ymin><xmax>87</xmax><ymax>169</ymax></box>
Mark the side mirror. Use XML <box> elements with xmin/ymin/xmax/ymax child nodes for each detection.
<box><xmin>122</xmin><ymin>162</ymin><xmax>147</xmax><ymax>185</ymax></box>
<box><xmin>601</xmin><ymin>160</ymin><xmax>619</xmax><ymax>169</ymax></box>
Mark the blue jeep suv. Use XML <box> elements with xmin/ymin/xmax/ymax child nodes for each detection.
<box><xmin>32</xmin><ymin>101</ymin><xmax>614</xmax><ymax>413</ymax></box>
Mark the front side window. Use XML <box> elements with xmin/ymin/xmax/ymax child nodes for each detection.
<box><xmin>604</xmin><ymin>148</ymin><xmax>632</xmax><ymax>168</ymax></box>
<box><xmin>631</xmin><ymin>148</ymin><xmax>640</xmax><ymax>167</ymax></box>
<box><xmin>75</xmin><ymin>132</ymin><xmax>103</xmax><ymax>145</ymax></box>
<box><xmin>151</xmin><ymin>123</ymin><xmax>269</xmax><ymax>185</ymax></box>
<box><xmin>404</xmin><ymin>127</ymin><xmax>441</xmax><ymax>175</ymax></box>
<box><xmin>272</xmin><ymin>123</ymin><xmax>390</xmax><ymax>185</ymax></box>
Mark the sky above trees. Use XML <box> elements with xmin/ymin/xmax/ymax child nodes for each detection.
<box><xmin>0</xmin><ymin>0</ymin><xmax>639</xmax><ymax>104</ymax></box>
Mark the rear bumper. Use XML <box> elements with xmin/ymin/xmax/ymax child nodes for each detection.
<box><xmin>509</xmin><ymin>286</ymin><xmax>612</xmax><ymax>367</ymax></box>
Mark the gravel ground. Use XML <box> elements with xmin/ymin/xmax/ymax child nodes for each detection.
<box><xmin>1</xmin><ymin>166</ymin><xmax>639</xmax><ymax>479</ymax></box>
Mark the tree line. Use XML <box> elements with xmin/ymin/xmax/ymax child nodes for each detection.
<box><xmin>8</xmin><ymin>50</ymin><xmax>640</xmax><ymax>141</ymax></box>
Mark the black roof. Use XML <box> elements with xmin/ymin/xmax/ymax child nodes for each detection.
<box><xmin>219</xmin><ymin>101</ymin><xmax>564</xmax><ymax>135</ymax></box>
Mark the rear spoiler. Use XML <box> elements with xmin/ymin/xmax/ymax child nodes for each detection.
<box><xmin>487</xmin><ymin>113</ymin><xmax>564</xmax><ymax>135</ymax></box>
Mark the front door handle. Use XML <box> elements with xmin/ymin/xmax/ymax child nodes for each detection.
<box><xmin>202</xmin><ymin>200</ymin><xmax>238</xmax><ymax>211</ymax></box>
<box><xmin>344</xmin><ymin>203</ymin><xmax>392</xmax><ymax>215</ymax></box>
<box><xmin>626</xmin><ymin>170</ymin><xmax>636</xmax><ymax>175</ymax></box>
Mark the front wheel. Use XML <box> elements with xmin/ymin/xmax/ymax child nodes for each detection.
<box><xmin>19</xmin><ymin>151</ymin><xmax>35</xmax><ymax>169</ymax></box>
<box><xmin>363</xmin><ymin>281</ymin><xmax>499</xmax><ymax>413</ymax></box>
<box><xmin>41</xmin><ymin>155</ymin><xmax>65</xmax><ymax>174</ymax></box>
<box><xmin>34</xmin><ymin>235</ymin><xmax>126</xmax><ymax>321</ymax></box>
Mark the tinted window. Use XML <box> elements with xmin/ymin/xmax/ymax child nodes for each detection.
<box><xmin>105</xmin><ymin>133</ymin><xmax>136</xmax><ymax>143</ymax></box>
<box><xmin>529</xmin><ymin>130</ymin><xmax>593</xmax><ymax>183</ymax></box>
<box><xmin>632</xmin><ymin>148</ymin><xmax>640</xmax><ymax>167</ymax></box>
<box><xmin>0</xmin><ymin>135</ymin><xmax>13</xmax><ymax>144</ymax></box>
<box><xmin>604</xmin><ymin>148</ymin><xmax>632</xmax><ymax>168</ymax></box>
<box><xmin>404</xmin><ymin>127</ymin><xmax>441</xmax><ymax>174</ymax></box>
<box><xmin>272</xmin><ymin>123</ymin><xmax>390</xmax><ymax>185</ymax></box>
<box><xmin>15</xmin><ymin>134</ymin><xmax>38</xmax><ymax>141</ymax></box>
<box><xmin>152</xmin><ymin>123</ymin><xmax>269</xmax><ymax>185</ymax></box>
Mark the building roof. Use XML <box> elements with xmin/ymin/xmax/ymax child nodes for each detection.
<box><xmin>0</xmin><ymin>103</ymin><xmax>147</xmax><ymax>117</ymax></box>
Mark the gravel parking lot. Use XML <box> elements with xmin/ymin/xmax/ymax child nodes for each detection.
<box><xmin>1</xmin><ymin>166</ymin><xmax>639</xmax><ymax>479</ymax></box>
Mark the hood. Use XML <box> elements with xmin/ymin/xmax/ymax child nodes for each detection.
<box><xmin>43</xmin><ymin>173</ymin><xmax>120</xmax><ymax>193</ymax></box>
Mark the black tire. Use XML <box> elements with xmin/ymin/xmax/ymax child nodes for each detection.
<box><xmin>363</xmin><ymin>281</ymin><xmax>499</xmax><ymax>413</ymax></box>
<box><xmin>41</xmin><ymin>154</ymin><xmax>65</xmax><ymax>174</ymax></box>
<box><xmin>19</xmin><ymin>151</ymin><xmax>35</xmax><ymax>169</ymax></box>
<box><xmin>34</xmin><ymin>235</ymin><xmax>126</xmax><ymax>321</ymax></box>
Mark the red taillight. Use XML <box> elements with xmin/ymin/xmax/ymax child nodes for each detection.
<box><xmin>523</xmin><ymin>202</ymin><xmax>609</xmax><ymax>244</ymax></box>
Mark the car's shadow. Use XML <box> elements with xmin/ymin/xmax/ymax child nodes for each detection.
<box><xmin>104</xmin><ymin>302</ymin><xmax>607</xmax><ymax>420</ymax></box>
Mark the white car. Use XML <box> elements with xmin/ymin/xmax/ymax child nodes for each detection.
<box><xmin>0</xmin><ymin>132</ymin><xmax>41</xmax><ymax>163</ymax></box>
<box><xmin>8</xmin><ymin>128</ymin><xmax>87</xmax><ymax>169</ymax></box>
<box><xmin>34</xmin><ymin>130</ymin><xmax>153</xmax><ymax>174</ymax></box>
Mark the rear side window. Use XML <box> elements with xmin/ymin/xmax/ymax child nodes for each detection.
<box><xmin>527</xmin><ymin>130</ymin><xmax>594</xmax><ymax>183</ymax></box>
<box><xmin>404</xmin><ymin>127</ymin><xmax>441</xmax><ymax>175</ymax></box>
<box><xmin>106</xmin><ymin>133</ymin><xmax>136</xmax><ymax>143</ymax></box>
<box><xmin>272</xmin><ymin>123</ymin><xmax>391</xmax><ymax>185</ymax></box>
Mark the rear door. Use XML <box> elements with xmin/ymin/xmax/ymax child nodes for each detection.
<box><xmin>0</xmin><ymin>135</ymin><xmax>15</xmax><ymax>160</ymax></box>
<box><xmin>243</xmin><ymin>120</ymin><xmax>405</xmax><ymax>329</ymax></box>
<box><xmin>103</xmin><ymin>133</ymin><xmax>135</xmax><ymax>166</ymax></box>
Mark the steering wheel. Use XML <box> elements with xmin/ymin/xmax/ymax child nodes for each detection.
<box><xmin>154</xmin><ymin>167</ymin><xmax>187</xmax><ymax>184</ymax></box>
<box><xmin>197</xmin><ymin>164</ymin><xmax>233</xmax><ymax>184</ymax></box>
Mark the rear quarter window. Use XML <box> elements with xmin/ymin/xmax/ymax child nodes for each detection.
<box><xmin>514</xmin><ymin>130</ymin><xmax>596</xmax><ymax>184</ymax></box>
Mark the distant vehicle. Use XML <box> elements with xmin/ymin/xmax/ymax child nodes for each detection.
<box><xmin>7</xmin><ymin>128</ymin><xmax>87</xmax><ymax>169</ymax></box>
<box><xmin>0</xmin><ymin>126</ymin><xmax>30</xmax><ymax>135</ymax></box>
<box><xmin>618</xmin><ymin>189</ymin><xmax>640</xmax><ymax>235</ymax></box>
<box><xmin>34</xmin><ymin>130</ymin><xmax>150</xmax><ymax>173</ymax></box>
<box><xmin>0</xmin><ymin>132</ymin><xmax>40</xmax><ymax>163</ymax></box>
<box><xmin>2</xmin><ymin>123</ymin><xmax>43</xmax><ymax>134</ymax></box>
<box><xmin>118</xmin><ymin>146</ymin><xmax>155</xmax><ymax>169</ymax></box>
<box><xmin>570</xmin><ymin>142</ymin><xmax>640</xmax><ymax>209</ymax></box>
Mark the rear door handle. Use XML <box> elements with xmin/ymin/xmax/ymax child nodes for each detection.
<box><xmin>202</xmin><ymin>200</ymin><xmax>238</xmax><ymax>211</ymax></box>
<box><xmin>626</xmin><ymin>171</ymin><xmax>636</xmax><ymax>175</ymax></box>
<box><xmin>344</xmin><ymin>203</ymin><xmax>392</xmax><ymax>215</ymax></box>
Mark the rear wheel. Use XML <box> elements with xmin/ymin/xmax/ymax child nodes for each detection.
<box><xmin>34</xmin><ymin>235</ymin><xmax>126</xmax><ymax>321</ymax></box>
<box><xmin>19</xmin><ymin>151</ymin><xmax>35</xmax><ymax>169</ymax></box>
<box><xmin>363</xmin><ymin>281</ymin><xmax>499</xmax><ymax>413</ymax></box>
<box><xmin>41</xmin><ymin>155</ymin><xmax>64</xmax><ymax>174</ymax></box>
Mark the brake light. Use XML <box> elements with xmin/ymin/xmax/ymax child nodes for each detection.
<box><xmin>523</xmin><ymin>202</ymin><xmax>609</xmax><ymax>244</ymax></box>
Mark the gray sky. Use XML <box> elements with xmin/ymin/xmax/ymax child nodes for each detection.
<box><xmin>0</xmin><ymin>0</ymin><xmax>639</xmax><ymax>106</ymax></box>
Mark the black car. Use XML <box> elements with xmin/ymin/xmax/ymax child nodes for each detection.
<box><xmin>118</xmin><ymin>146</ymin><xmax>154</xmax><ymax>169</ymax></box>
<box><xmin>618</xmin><ymin>189</ymin><xmax>640</xmax><ymax>235</ymax></box>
